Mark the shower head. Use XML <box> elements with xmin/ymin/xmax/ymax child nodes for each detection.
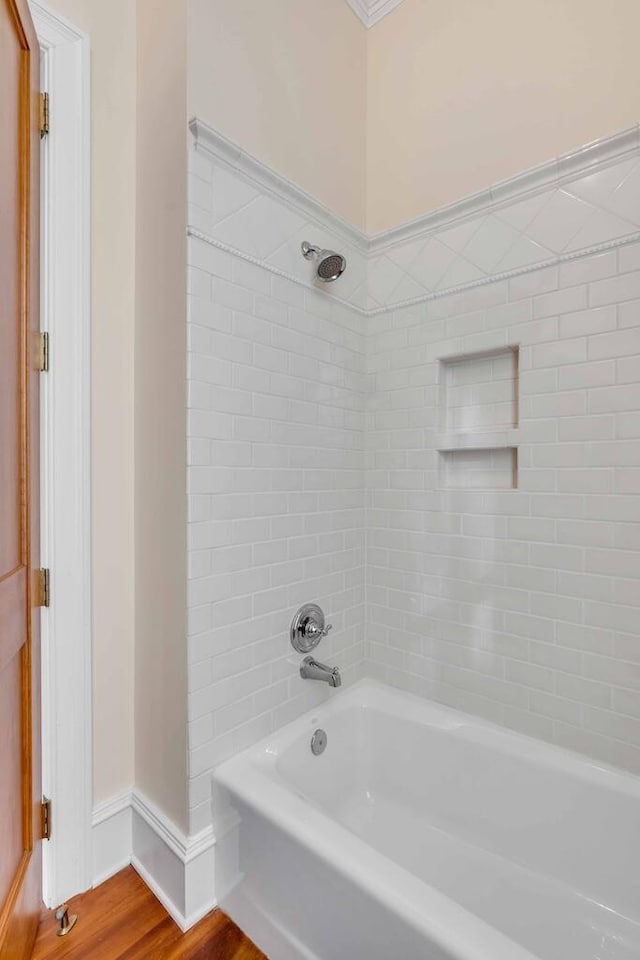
<box><xmin>301</xmin><ymin>241</ymin><xmax>347</xmax><ymax>282</ymax></box>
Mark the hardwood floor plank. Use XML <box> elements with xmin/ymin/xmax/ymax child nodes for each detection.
<box><xmin>31</xmin><ymin>868</ymin><xmax>266</xmax><ymax>960</ymax></box>
<box><xmin>115</xmin><ymin>917</ymin><xmax>183</xmax><ymax>960</ymax></box>
<box><xmin>35</xmin><ymin>886</ymin><xmax>163</xmax><ymax>960</ymax></box>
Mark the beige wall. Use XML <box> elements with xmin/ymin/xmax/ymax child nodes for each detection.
<box><xmin>188</xmin><ymin>0</ymin><xmax>367</xmax><ymax>228</ymax></box>
<box><xmin>367</xmin><ymin>0</ymin><xmax>640</xmax><ymax>232</ymax></box>
<box><xmin>48</xmin><ymin>0</ymin><xmax>189</xmax><ymax>829</ymax></box>
<box><xmin>47</xmin><ymin>0</ymin><xmax>136</xmax><ymax>806</ymax></box>
<box><xmin>186</xmin><ymin>0</ymin><xmax>640</xmax><ymax>232</ymax></box>
<box><xmin>134</xmin><ymin>0</ymin><xmax>188</xmax><ymax>832</ymax></box>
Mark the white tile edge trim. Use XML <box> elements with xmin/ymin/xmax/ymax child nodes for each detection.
<box><xmin>189</xmin><ymin>118</ymin><xmax>366</xmax><ymax>250</ymax></box>
<box><xmin>366</xmin><ymin>230</ymin><xmax>640</xmax><ymax>314</ymax></box>
<box><xmin>370</xmin><ymin>125</ymin><xmax>640</xmax><ymax>252</ymax></box>
<box><xmin>188</xmin><ymin>223</ymin><xmax>640</xmax><ymax>317</ymax></box>
<box><xmin>343</xmin><ymin>0</ymin><xmax>407</xmax><ymax>28</ymax></box>
<box><xmin>187</xmin><ymin>226</ymin><xmax>366</xmax><ymax>314</ymax></box>
<box><xmin>91</xmin><ymin>791</ymin><xmax>238</xmax><ymax>930</ymax></box>
<box><xmin>190</xmin><ymin>116</ymin><xmax>640</xmax><ymax>259</ymax></box>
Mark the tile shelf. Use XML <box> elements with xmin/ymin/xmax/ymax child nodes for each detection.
<box><xmin>435</xmin><ymin>427</ymin><xmax>520</xmax><ymax>452</ymax></box>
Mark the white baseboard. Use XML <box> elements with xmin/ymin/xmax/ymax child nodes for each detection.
<box><xmin>92</xmin><ymin>791</ymin><xmax>133</xmax><ymax>888</ymax></box>
<box><xmin>91</xmin><ymin>789</ymin><xmax>234</xmax><ymax>931</ymax></box>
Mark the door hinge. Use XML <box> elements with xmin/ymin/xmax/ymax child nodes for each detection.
<box><xmin>41</xmin><ymin>798</ymin><xmax>52</xmax><ymax>841</ymax></box>
<box><xmin>38</xmin><ymin>332</ymin><xmax>49</xmax><ymax>372</ymax></box>
<box><xmin>36</xmin><ymin>568</ymin><xmax>50</xmax><ymax>608</ymax></box>
<box><xmin>40</xmin><ymin>92</ymin><xmax>49</xmax><ymax>138</ymax></box>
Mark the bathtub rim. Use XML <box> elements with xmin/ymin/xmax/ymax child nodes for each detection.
<box><xmin>219</xmin><ymin>678</ymin><xmax>640</xmax><ymax>798</ymax></box>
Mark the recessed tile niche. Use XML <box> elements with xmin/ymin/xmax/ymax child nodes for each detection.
<box><xmin>437</xmin><ymin>346</ymin><xmax>519</xmax><ymax>489</ymax></box>
<box><xmin>440</xmin><ymin>447</ymin><xmax>518</xmax><ymax>490</ymax></box>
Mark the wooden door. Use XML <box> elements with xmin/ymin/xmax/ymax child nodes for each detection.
<box><xmin>0</xmin><ymin>1</ymin><xmax>42</xmax><ymax>958</ymax></box>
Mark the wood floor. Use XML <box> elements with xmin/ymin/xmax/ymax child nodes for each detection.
<box><xmin>32</xmin><ymin>867</ymin><xmax>267</xmax><ymax>960</ymax></box>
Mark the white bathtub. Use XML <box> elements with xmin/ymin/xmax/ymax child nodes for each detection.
<box><xmin>214</xmin><ymin>680</ymin><xmax>640</xmax><ymax>960</ymax></box>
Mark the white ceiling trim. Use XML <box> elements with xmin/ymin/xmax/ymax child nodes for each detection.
<box><xmin>344</xmin><ymin>0</ymin><xmax>407</xmax><ymax>28</ymax></box>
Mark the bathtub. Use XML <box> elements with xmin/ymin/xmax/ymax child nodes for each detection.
<box><xmin>214</xmin><ymin>680</ymin><xmax>640</xmax><ymax>960</ymax></box>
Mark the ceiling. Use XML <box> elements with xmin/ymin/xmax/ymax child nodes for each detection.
<box><xmin>343</xmin><ymin>0</ymin><xmax>407</xmax><ymax>28</ymax></box>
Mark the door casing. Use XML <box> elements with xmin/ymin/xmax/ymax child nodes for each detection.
<box><xmin>31</xmin><ymin>0</ymin><xmax>93</xmax><ymax>908</ymax></box>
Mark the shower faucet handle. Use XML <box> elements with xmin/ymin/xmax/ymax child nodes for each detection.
<box><xmin>290</xmin><ymin>603</ymin><xmax>332</xmax><ymax>654</ymax></box>
<box><xmin>306</xmin><ymin>619</ymin><xmax>332</xmax><ymax>641</ymax></box>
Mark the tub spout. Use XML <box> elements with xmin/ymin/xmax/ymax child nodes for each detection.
<box><xmin>300</xmin><ymin>656</ymin><xmax>342</xmax><ymax>687</ymax></box>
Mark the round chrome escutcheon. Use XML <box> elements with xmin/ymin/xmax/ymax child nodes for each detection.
<box><xmin>310</xmin><ymin>728</ymin><xmax>327</xmax><ymax>756</ymax></box>
<box><xmin>290</xmin><ymin>602</ymin><xmax>328</xmax><ymax>654</ymax></box>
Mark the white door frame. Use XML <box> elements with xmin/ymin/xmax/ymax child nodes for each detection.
<box><xmin>31</xmin><ymin>0</ymin><xmax>93</xmax><ymax>907</ymax></box>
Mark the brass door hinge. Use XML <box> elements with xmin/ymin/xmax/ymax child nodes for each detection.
<box><xmin>36</xmin><ymin>568</ymin><xmax>50</xmax><ymax>608</ymax></box>
<box><xmin>38</xmin><ymin>332</ymin><xmax>49</xmax><ymax>372</ymax></box>
<box><xmin>41</xmin><ymin>797</ymin><xmax>52</xmax><ymax>841</ymax></box>
<box><xmin>40</xmin><ymin>92</ymin><xmax>49</xmax><ymax>138</ymax></box>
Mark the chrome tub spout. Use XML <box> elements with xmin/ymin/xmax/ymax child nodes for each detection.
<box><xmin>300</xmin><ymin>656</ymin><xmax>342</xmax><ymax>687</ymax></box>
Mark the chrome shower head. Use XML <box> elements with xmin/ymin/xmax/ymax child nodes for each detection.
<box><xmin>301</xmin><ymin>241</ymin><xmax>347</xmax><ymax>282</ymax></box>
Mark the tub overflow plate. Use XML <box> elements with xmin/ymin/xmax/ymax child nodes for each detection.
<box><xmin>310</xmin><ymin>729</ymin><xmax>327</xmax><ymax>756</ymax></box>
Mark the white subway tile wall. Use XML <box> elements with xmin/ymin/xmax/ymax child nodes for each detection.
<box><xmin>187</xmin><ymin>132</ymin><xmax>640</xmax><ymax>833</ymax></box>
<box><xmin>367</xmin><ymin>241</ymin><xmax>640</xmax><ymax>777</ymax></box>
<box><xmin>186</xmin><ymin>242</ymin><xmax>366</xmax><ymax>832</ymax></box>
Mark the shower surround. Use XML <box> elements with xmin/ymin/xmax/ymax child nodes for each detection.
<box><xmin>186</xmin><ymin>119</ymin><xmax>640</xmax><ymax>840</ymax></box>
